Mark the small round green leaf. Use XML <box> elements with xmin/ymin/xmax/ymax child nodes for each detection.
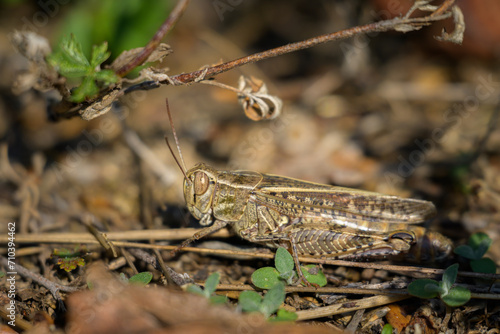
<box><xmin>252</xmin><ymin>267</ymin><xmax>281</xmax><ymax>289</ymax></box>
<box><xmin>301</xmin><ymin>265</ymin><xmax>327</xmax><ymax>287</ymax></box>
<box><xmin>453</xmin><ymin>245</ymin><xmax>476</xmax><ymax>260</ymax></box>
<box><xmin>270</xmin><ymin>308</ymin><xmax>298</xmax><ymax>322</ymax></box>
<box><xmin>427</xmin><ymin>282</ymin><xmax>446</xmax><ymax>295</ymax></box>
<box><xmin>381</xmin><ymin>323</ymin><xmax>394</xmax><ymax>334</ymax></box>
<box><xmin>468</xmin><ymin>232</ymin><xmax>492</xmax><ymax>250</ymax></box>
<box><xmin>261</xmin><ymin>282</ymin><xmax>286</xmax><ymax>318</ymax></box>
<box><xmin>204</xmin><ymin>272</ymin><xmax>220</xmax><ymax>295</ymax></box>
<box><xmin>278</xmin><ymin>270</ymin><xmax>296</xmax><ymax>285</ymax></box>
<box><xmin>442</xmin><ymin>264</ymin><xmax>459</xmax><ymax>294</ymax></box>
<box><xmin>474</xmin><ymin>238</ymin><xmax>492</xmax><ymax>259</ymax></box>
<box><xmin>275</xmin><ymin>248</ymin><xmax>294</xmax><ymax>274</ymax></box>
<box><xmin>470</xmin><ymin>257</ymin><xmax>497</xmax><ymax>274</ymax></box>
<box><xmin>408</xmin><ymin>279</ymin><xmax>440</xmax><ymax>299</ymax></box>
<box><xmin>239</xmin><ymin>290</ymin><xmax>262</xmax><ymax>312</ymax></box>
<box><xmin>441</xmin><ymin>286</ymin><xmax>471</xmax><ymax>307</ymax></box>
<box><xmin>128</xmin><ymin>271</ymin><xmax>153</xmax><ymax>285</ymax></box>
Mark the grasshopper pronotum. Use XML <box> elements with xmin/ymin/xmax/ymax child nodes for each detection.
<box><xmin>165</xmin><ymin>101</ymin><xmax>453</xmax><ymax>281</ymax></box>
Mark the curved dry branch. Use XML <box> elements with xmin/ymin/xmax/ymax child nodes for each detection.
<box><xmin>49</xmin><ymin>0</ymin><xmax>458</xmax><ymax>120</ymax></box>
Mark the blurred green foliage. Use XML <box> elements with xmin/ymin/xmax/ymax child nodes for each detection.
<box><xmin>56</xmin><ymin>0</ymin><xmax>172</xmax><ymax>59</ymax></box>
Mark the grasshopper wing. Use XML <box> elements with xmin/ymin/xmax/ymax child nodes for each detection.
<box><xmin>251</xmin><ymin>174</ymin><xmax>436</xmax><ymax>233</ymax></box>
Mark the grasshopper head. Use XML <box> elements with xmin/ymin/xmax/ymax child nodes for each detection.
<box><xmin>183</xmin><ymin>163</ymin><xmax>218</xmax><ymax>224</ymax></box>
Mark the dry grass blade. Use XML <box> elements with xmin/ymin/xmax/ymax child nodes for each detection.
<box><xmin>295</xmin><ymin>295</ymin><xmax>409</xmax><ymax>321</ymax></box>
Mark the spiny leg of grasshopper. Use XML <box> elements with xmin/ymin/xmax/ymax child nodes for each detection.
<box><xmin>286</xmin><ymin>234</ymin><xmax>320</xmax><ymax>287</ymax></box>
<box><xmin>252</xmin><ymin>227</ymin><xmax>416</xmax><ymax>286</ymax></box>
<box><xmin>170</xmin><ymin>219</ymin><xmax>229</xmax><ymax>256</ymax></box>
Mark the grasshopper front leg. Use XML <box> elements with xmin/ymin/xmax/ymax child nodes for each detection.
<box><xmin>170</xmin><ymin>219</ymin><xmax>229</xmax><ymax>256</ymax></box>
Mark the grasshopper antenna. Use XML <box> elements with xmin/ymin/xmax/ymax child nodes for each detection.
<box><xmin>164</xmin><ymin>137</ymin><xmax>189</xmax><ymax>181</ymax></box>
<box><xmin>165</xmin><ymin>99</ymin><xmax>189</xmax><ymax>181</ymax></box>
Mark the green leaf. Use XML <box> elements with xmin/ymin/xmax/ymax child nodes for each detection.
<box><xmin>301</xmin><ymin>265</ymin><xmax>327</xmax><ymax>287</ymax></box>
<box><xmin>381</xmin><ymin>323</ymin><xmax>394</xmax><ymax>334</ymax></box>
<box><xmin>128</xmin><ymin>271</ymin><xmax>153</xmax><ymax>285</ymax></box>
<box><xmin>261</xmin><ymin>282</ymin><xmax>285</xmax><ymax>318</ymax></box>
<box><xmin>204</xmin><ymin>272</ymin><xmax>220</xmax><ymax>295</ymax></box>
<box><xmin>252</xmin><ymin>267</ymin><xmax>281</xmax><ymax>289</ymax></box>
<box><xmin>426</xmin><ymin>282</ymin><xmax>446</xmax><ymax>295</ymax></box>
<box><xmin>239</xmin><ymin>290</ymin><xmax>262</xmax><ymax>313</ymax></box>
<box><xmin>47</xmin><ymin>51</ymin><xmax>89</xmax><ymax>78</ymax></box>
<box><xmin>52</xmin><ymin>246</ymin><xmax>87</xmax><ymax>258</ymax></box>
<box><xmin>47</xmin><ymin>34</ymin><xmax>118</xmax><ymax>102</ymax></box>
<box><xmin>71</xmin><ymin>76</ymin><xmax>99</xmax><ymax>102</ymax></box>
<box><xmin>275</xmin><ymin>247</ymin><xmax>294</xmax><ymax>274</ymax></box>
<box><xmin>47</xmin><ymin>35</ymin><xmax>90</xmax><ymax>77</ymax></box>
<box><xmin>278</xmin><ymin>270</ymin><xmax>296</xmax><ymax>285</ymax></box>
<box><xmin>441</xmin><ymin>286</ymin><xmax>471</xmax><ymax>307</ymax></box>
<box><xmin>186</xmin><ymin>284</ymin><xmax>204</xmax><ymax>296</ymax></box>
<box><xmin>209</xmin><ymin>295</ymin><xmax>228</xmax><ymax>305</ymax></box>
<box><xmin>271</xmin><ymin>308</ymin><xmax>298</xmax><ymax>322</ymax></box>
<box><xmin>63</xmin><ymin>34</ymin><xmax>89</xmax><ymax>66</ymax></box>
<box><xmin>453</xmin><ymin>245</ymin><xmax>476</xmax><ymax>260</ymax></box>
<box><xmin>90</xmin><ymin>42</ymin><xmax>111</xmax><ymax>68</ymax></box>
<box><xmin>408</xmin><ymin>279</ymin><xmax>440</xmax><ymax>299</ymax></box>
<box><xmin>95</xmin><ymin>69</ymin><xmax>119</xmax><ymax>84</ymax></box>
<box><xmin>468</xmin><ymin>232</ymin><xmax>492</xmax><ymax>250</ymax></box>
<box><xmin>474</xmin><ymin>238</ymin><xmax>492</xmax><ymax>259</ymax></box>
<box><xmin>441</xmin><ymin>264</ymin><xmax>459</xmax><ymax>295</ymax></box>
<box><xmin>470</xmin><ymin>257</ymin><xmax>497</xmax><ymax>274</ymax></box>
<box><xmin>119</xmin><ymin>272</ymin><xmax>128</xmax><ymax>283</ymax></box>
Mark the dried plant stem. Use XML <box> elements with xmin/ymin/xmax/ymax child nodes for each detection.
<box><xmin>430</xmin><ymin>0</ymin><xmax>456</xmax><ymax>17</ymax></box>
<box><xmin>60</xmin><ymin>0</ymin><xmax>457</xmax><ymax>119</ymax></box>
<box><xmin>0</xmin><ymin>228</ymin><xmax>230</xmax><ymax>244</ymax></box>
<box><xmin>211</xmin><ymin>284</ymin><xmax>500</xmax><ymax>300</ymax></box>
<box><xmin>295</xmin><ymin>295</ymin><xmax>409</xmax><ymax>321</ymax></box>
<box><xmin>129</xmin><ymin>1</ymin><xmax>455</xmax><ymax>90</ymax></box>
<box><xmin>0</xmin><ymin>255</ymin><xmax>79</xmax><ymax>297</ymax></box>
<box><xmin>208</xmin><ymin>283</ymin><xmax>409</xmax><ymax>296</ymax></box>
<box><xmin>0</xmin><ymin>306</ymin><xmax>32</xmax><ymax>331</ymax></box>
<box><xmin>115</xmin><ymin>0</ymin><xmax>190</xmax><ymax>77</ymax></box>
<box><xmin>4</xmin><ymin>230</ymin><xmax>500</xmax><ymax>281</ymax></box>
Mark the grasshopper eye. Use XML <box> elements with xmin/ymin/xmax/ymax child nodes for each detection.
<box><xmin>194</xmin><ymin>172</ymin><xmax>209</xmax><ymax>195</ymax></box>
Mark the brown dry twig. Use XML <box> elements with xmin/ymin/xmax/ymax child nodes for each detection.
<box><xmin>0</xmin><ymin>255</ymin><xmax>79</xmax><ymax>298</ymax></box>
<box><xmin>44</xmin><ymin>0</ymin><xmax>460</xmax><ymax>120</ymax></box>
<box><xmin>114</xmin><ymin>0</ymin><xmax>190</xmax><ymax>77</ymax></box>
<box><xmin>0</xmin><ymin>144</ymin><xmax>43</xmax><ymax>234</ymax></box>
<box><xmin>4</xmin><ymin>230</ymin><xmax>500</xmax><ymax>281</ymax></box>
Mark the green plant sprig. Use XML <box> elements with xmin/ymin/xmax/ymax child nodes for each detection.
<box><xmin>47</xmin><ymin>34</ymin><xmax>118</xmax><ymax>102</ymax></box>
<box><xmin>238</xmin><ymin>282</ymin><xmax>297</xmax><ymax>321</ymax></box>
<box><xmin>454</xmin><ymin>232</ymin><xmax>496</xmax><ymax>274</ymax></box>
<box><xmin>251</xmin><ymin>247</ymin><xmax>327</xmax><ymax>289</ymax></box>
<box><xmin>186</xmin><ymin>272</ymin><xmax>228</xmax><ymax>304</ymax></box>
<box><xmin>408</xmin><ymin>264</ymin><xmax>471</xmax><ymax>307</ymax></box>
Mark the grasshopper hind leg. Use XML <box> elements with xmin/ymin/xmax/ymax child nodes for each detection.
<box><xmin>289</xmin><ymin>227</ymin><xmax>416</xmax><ymax>261</ymax></box>
<box><xmin>273</xmin><ymin>235</ymin><xmax>319</xmax><ymax>287</ymax></box>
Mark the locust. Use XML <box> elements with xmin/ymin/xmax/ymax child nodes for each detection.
<box><xmin>164</xmin><ymin>102</ymin><xmax>453</xmax><ymax>281</ymax></box>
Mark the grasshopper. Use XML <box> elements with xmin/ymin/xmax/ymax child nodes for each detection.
<box><xmin>164</xmin><ymin>102</ymin><xmax>453</xmax><ymax>281</ymax></box>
